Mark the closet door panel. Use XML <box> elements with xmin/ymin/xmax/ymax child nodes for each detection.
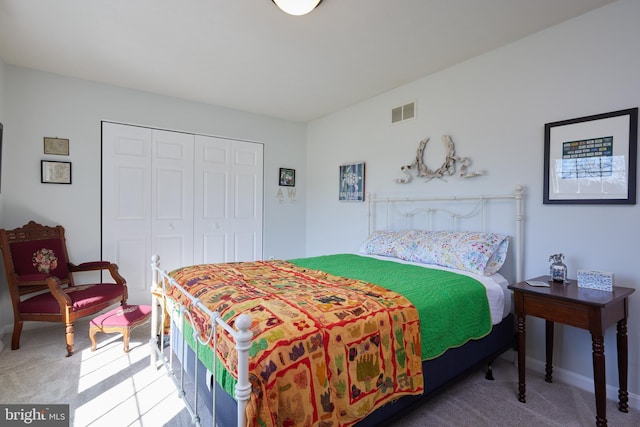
<box><xmin>102</xmin><ymin>122</ymin><xmax>152</xmax><ymax>303</ymax></box>
<box><xmin>194</xmin><ymin>136</ymin><xmax>230</xmax><ymax>264</ymax></box>
<box><xmin>152</xmin><ymin>129</ymin><xmax>195</xmax><ymax>274</ymax></box>
<box><xmin>232</xmin><ymin>140</ymin><xmax>264</xmax><ymax>261</ymax></box>
<box><xmin>201</xmin><ymin>233</ymin><xmax>227</xmax><ymax>264</ymax></box>
<box><xmin>234</xmin><ymin>232</ymin><xmax>258</xmax><ymax>262</ymax></box>
<box><xmin>202</xmin><ymin>170</ymin><xmax>227</xmax><ymax>219</ymax></box>
<box><xmin>235</xmin><ymin>173</ymin><xmax>258</xmax><ymax>218</ymax></box>
<box><xmin>194</xmin><ymin>135</ymin><xmax>263</xmax><ymax>264</ymax></box>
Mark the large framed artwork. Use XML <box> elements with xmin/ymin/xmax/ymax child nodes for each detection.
<box><xmin>543</xmin><ymin>108</ymin><xmax>638</xmax><ymax>204</ymax></box>
<box><xmin>339</xmin><ymin>162</ymin><xmax>365</xmax><ymax>201</ymax></box>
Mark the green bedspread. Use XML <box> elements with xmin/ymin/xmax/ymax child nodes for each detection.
<box><xmin>289</xmin><ymin>254</ymin><xmax>492</xmax><ymax>360</ymax></box>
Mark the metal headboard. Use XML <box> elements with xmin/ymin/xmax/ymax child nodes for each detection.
<box><xmin>366</xmin><ymin>185</ymin><xmax>525</xmax><ymax>282</ymax></box>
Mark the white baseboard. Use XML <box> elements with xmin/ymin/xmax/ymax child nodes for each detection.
<box><xmin>525</xmin><ymin>355</ymin><xmax>640</xmax><ymax>412</ymax></box>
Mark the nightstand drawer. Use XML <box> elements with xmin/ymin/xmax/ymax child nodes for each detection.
<box><xmin>522</xmin><ymin>295</ymin><xmax>590</xmax><ymax>329</ymax></box>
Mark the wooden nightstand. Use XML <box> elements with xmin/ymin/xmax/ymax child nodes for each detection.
<box><xmin>508</xmin><ymin>276</ymin><xmax>635</xmax><ymax>427</ymax></box>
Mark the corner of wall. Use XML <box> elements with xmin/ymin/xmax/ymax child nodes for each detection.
<box><xmin>0</xmin><ymin>54</ymin><xmax>5</xmax><ymax>223</ymax></box>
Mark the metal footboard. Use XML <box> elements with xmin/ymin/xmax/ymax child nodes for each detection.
<box><xmin>149</xmin><ymin>255</ymin><xmax>252</xmax><ymax>427</ymax></box>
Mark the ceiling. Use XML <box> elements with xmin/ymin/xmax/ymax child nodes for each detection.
<box><xmin>0</xmin><ymin>0</ymin><xmax>616</xmax><ymax>122</ymax></box>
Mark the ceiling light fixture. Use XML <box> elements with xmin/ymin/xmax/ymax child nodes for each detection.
<box><xmin>272</xmin><ymin>0</ymin><xmax>323</xmax><ymax>16</ymax></box>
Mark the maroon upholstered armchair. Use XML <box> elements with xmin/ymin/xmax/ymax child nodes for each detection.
<box><xmin>0</xmin><ymin>221</ymin><xmax>127</xmax><ymax>356</ymax></box>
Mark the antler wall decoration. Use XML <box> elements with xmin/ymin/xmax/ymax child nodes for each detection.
<box><xmin>395</xmin><ymin>135</ymin><xmax>485</xmax><ymax>183</ymax></box>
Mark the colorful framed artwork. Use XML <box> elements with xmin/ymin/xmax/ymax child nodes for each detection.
<box><xmin>279</xmin><ymin>168</ymin><xmax>295</xmax><ymax>186</ymax></box>
<box><xmin>544</xmin><ymin>108</ymin><xmax>637</xmax><ymax>204</ymax></box>
<box><xmin>339</xmin><ymin>162</ymin><xmax>365</xmax><ymax>201</ymax></box>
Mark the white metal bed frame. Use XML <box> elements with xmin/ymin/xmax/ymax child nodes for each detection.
<box><xmin>149</xmin><ymin>185</ymin><xmax>525</xmax><ymax>427</ymax></box>
<box><xmin>150</xmin><ymin>259</ymin><xmax>253</xmax><ymax>427</ymax></box>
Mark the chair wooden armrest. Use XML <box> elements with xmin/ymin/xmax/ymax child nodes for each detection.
<box><xmin>45</xmin><ymin>276</ymin><xmax>74</xmax><ymax>307</ymax></box>
<box><xmin>14</xmin><ymin>272</ymin><xmax>66</xmax><ymax>294</ymax></box>
<box><xmin>69</xmin><ymin>261</ymin><xmax>112</xmax><ymax>271</ymax></box>
<box><xmin>68</xmin><ymin>261</ymin><xmax>127</xmax><ymax>287</ymax></box>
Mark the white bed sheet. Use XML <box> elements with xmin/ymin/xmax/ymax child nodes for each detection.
<box><xmin>359</xmin><ymin>254</ymin><xmax>511</xmax><ymax>324</ymax></box>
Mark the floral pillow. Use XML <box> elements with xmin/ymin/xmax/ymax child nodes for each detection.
<box><xmin>408</xmin><ymin>231</ymin><xmax>509</xmax><ymax>276</ymax></box>
<box><xmin>358</xmin><ymin>230</ymin><xmax>405</xmax><ymax>258</ymax></box>
<box><xmin>359</xmin><ymin>230</ymin><xmax>509</xmax><ymax>276</ymax></box>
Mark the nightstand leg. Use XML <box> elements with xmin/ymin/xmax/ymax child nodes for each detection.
<box><xmin>545</xmin><ymin>320</ymin><xmax>554</xmax><ymax>383</ymax></box>
<box><xmin>616</xmin><ymin>319</ymin><xmax>629</xmax><ymax>413</ymax></box>
<box><xmin>516</xmin><ymin>314</ymin><xmax>526</xmax><ymax>403</ymax></box>
<box><xmin>591</xmin><ymin>334</ymin><xmax>607</xmax><ymax>427</ymax></box>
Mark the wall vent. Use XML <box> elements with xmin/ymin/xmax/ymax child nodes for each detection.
<box><xmin>391</xmin><ymin>102</ymin><xmax>416</xmax><ymax>123</ymax></box>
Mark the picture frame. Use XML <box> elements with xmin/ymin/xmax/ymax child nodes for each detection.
<box><xmin>279</xmin><ymin>168</ymin><xmax>295</xmax><ymax>186</ymax></box>
<box><xmin>543</xmin><ymin>108</ymin><xmax>638</xmax><ymax>204</ymax></box>
<box><xmin>339</xmin><ymin>162</ymin><xmax>365</xmax><ymax>201</ymax></box>
<box><xmin>41</xmin><ymin>160</ymin><xmax>72</xmax><ymax>184</ymax></box>
<box><xmin>43</xmin><ymin>137</ymin><xmax>70</xmax><ymax>156</ymax></box>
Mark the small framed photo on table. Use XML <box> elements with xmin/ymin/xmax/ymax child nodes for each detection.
<box><xmin>41</xmin><ymin>160</ymin><xmax>72</xmax><ymax>184</ymax></box>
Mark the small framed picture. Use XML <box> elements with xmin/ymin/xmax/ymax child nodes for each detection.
<box><xmin>279</xmin><ymin>168</ymin><xmax>295</xmax><ymax>186</ymax></box>
<box><xmin>43</xmin><ymin>137</ymin><xmax>70</xmax><ymax>156</ymax></box>
<box><xmin>41</xmin><ymin>160</ymin><xmax>72</xmax><ymax>184</ymax></box>
<box><xmin>339</xmin><ymin>162</ymin><xmax>365</xmax><ymax>201</ymax></box>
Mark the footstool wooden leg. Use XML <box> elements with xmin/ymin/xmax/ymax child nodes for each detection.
<box><xmin>123</xmin><ymin>328</ymin><xmax>130</xmax><ymax>352</ymax></box>
<box><xmin>90</xmin><ymin>327</ymin><xmax>98</xmax><ymax>352</ymax></box>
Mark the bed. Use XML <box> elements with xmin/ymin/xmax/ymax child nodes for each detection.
<box><xmin>150</xmin><ymin>186</ymin><xmax>525</xmax><ymax>427</ymax></box>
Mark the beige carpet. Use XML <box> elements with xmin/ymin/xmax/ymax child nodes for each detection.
<box><xmin>0</xmin><ymin>320</ymin><xmax>638</xmax><ymax>427</ymax></box>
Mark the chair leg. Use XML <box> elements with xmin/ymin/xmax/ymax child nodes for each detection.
<box><xmin>11</xmin><ymin>320</ymin><xmax>23</xmax><ymax>350</ymax></box>
<box><xmin>65</xmin><ymin>322</ymin><xmax>74</xmax><ymax>357</ymax></box>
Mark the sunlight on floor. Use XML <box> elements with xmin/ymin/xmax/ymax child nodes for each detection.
<box><xmin>73</xmin><ymin>333</ymin><xmax>188</xmax><ymax>426</ymax></box>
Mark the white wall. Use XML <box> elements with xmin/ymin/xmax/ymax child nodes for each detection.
<box><xmin>0</xmin><ymin>66</ymin><xmax>308</xmax><ymax>328</ymax></box>
<box><xmin>0</xmin><ymin>56</ymin><xmax>5</xmax><ymax>217</ymax></box>
<box><xmin>307</xmin><ymin>0</ymin><xmax>640</xmax><ymax>405</ymax></box>
<box><xmin>0</xmin><ymin>57</ymin><xmax>5</xmax><ymax>352</ymax></box>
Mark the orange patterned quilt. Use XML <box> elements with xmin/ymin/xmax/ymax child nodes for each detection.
<box><xmin>167</xmin><ymin>260</ymin><xmax>423</xmax><ymax>427</ymax></box>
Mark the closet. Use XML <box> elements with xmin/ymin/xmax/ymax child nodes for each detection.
<box><xmin>102</xmin><ymin>122</ymin><xmax>263</xmax><ymax>303</ymax></box>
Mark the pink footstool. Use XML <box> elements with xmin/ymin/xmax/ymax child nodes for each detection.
<box><xmin>89</xmin><ymin>305</ymin><xmax>152</xmax><ymax>352</ymax></box>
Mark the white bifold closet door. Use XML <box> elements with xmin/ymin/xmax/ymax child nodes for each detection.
<box><xmin>102</xmin><ymin>122</ymin><xmax>263</xmax><ymax>304</ymax></box>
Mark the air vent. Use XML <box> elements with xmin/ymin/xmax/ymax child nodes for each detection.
<box><xmin>391</xmin><ymin>102</ymin><xmax>416</xmax><ymax>123</ymax></box>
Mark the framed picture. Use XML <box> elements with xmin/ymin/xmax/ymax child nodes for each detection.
<box><xmin>43</xmin><ymin>137</ymin><xmax>70</xmax><ymax>156</ymax></box>
<box><xmin>279</xmin><ymin>168</ymin><xmax>295</xmax><ymax>186</ymax></box>
<box><xmin>41</xmin><ymin>160</ymin><xmax>72</xmax><ymax>184</ymax></box>
<box><xmin>339</xmin><ymin>162</ymin><xmax>365</xmax><ymax>201</ymax></box>
<box><xmin>544</xmin><ymin>108</ymin><xmax>638</xmax><ymax>204</ymax></box>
